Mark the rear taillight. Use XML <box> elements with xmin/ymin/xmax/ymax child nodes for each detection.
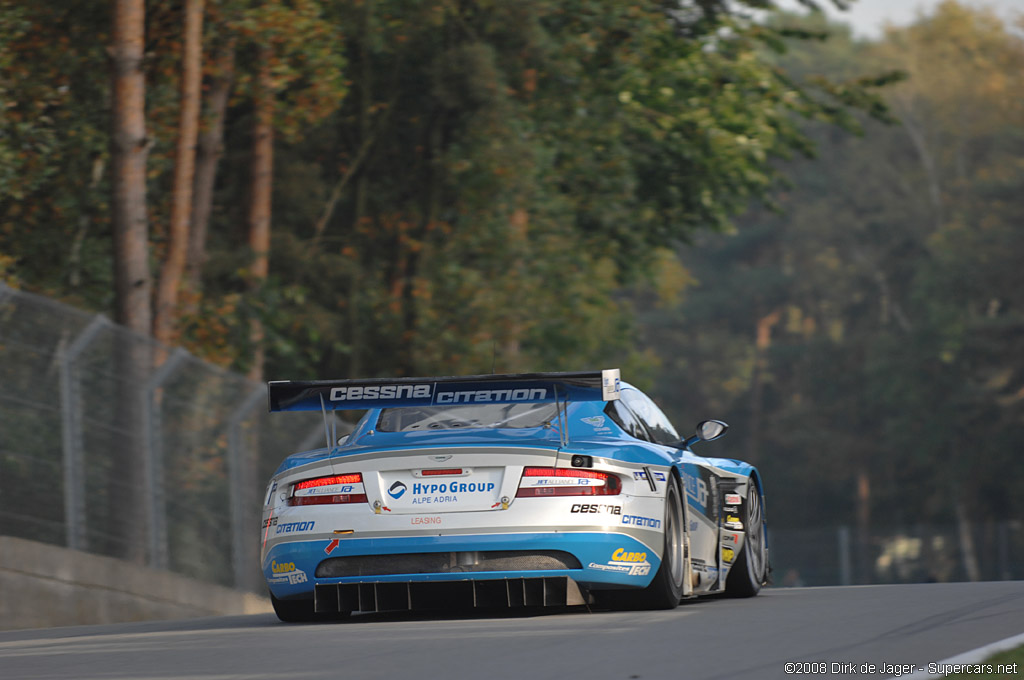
<box><xmin>289</xmin><ymin>473</ymin><xmax>367</xmax><ymax>506</ymax></box>
<box><xmin>516</xmin><ymin>467</ymin><xmax>621</xmax><ymax>497</ymax></box>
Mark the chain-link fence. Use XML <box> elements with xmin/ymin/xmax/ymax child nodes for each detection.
<box><xmin>3</xmin><ymin>283</ymin><xmax>1022</xmax><ymax>593</ymax></box>
<box><xmin>769</xmin><ymin>521</ymin><xmax>1024</xmax><ymax>587</ymax></box>
<box><xmin>0</xmin><ymin>283</ymin><xmax>340</xmax><ymax>592</ymax></box>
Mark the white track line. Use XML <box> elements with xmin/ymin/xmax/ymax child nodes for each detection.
<box><xmin>899</xmin><ymin>630</ymin><xmax>1024</xmax><ymax>679</ymax></box>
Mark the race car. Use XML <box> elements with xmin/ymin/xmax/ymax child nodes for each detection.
<box><xmin>261</xmin><ymin>370</ymin><xmax>768</xmax><ymax>621</ymax></box>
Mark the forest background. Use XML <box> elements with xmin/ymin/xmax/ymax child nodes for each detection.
<box><xmin>1</xmin><ymin>0</ymin><xmax>1022</xmax><ymax>585</ymax></box>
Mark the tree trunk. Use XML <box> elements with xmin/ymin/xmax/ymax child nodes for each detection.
<box><xmin>247</xmin><ymin>48</ymin><xmax>274</xmax><ymax>382</ymax></box>
<box><xmin>185</xmin><ymin>43</ymin><xmax>235</xmax><ymax>300</ymax></box>
<box><xmin>501</xmin><ymin>207</ymin><xmax>529</xmax><ymax>371</ymax></box>
<box><xmin>109</xmin><ymin>0</ymin><xmax>150</xmax><ymax>564</ymax></box>
<box><xmin>895</xmin><ymin>99</ymin><xmax>943</xmax><ymax>234</ymax></box>
<box><xmin>954</xmin><ymin>495</ymin><xmax>981</xmax><ymax>581</ymax></box>
<box><xmin>111</xmin><ymin>0</ymin><xmax>151</xmax><ymax>334</ymax></box>
<box><xmin>154</xmin><ymin>0</ymin><xmax>205</xmax><ymax>348</ymax></box>
<box><xmin>348</xmin><ymin>6</ymin><xmax>373</xmax><ymax>378</ymax></box>
<box><xmin>397</xmin><ymin>110</ymin><xmax>444</xmax><ymax>376</ymax></box>
<box><xmin>855</xmin><ymin>467</ymin><xmax>871</xmax><ymax>584</ymax></box>
<box><xmin>748</xmin><ymin>308</ymin><xmax>781</xmax><ymax>463</ymax></box>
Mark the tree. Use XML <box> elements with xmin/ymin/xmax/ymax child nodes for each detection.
<box><xmin>867</xmin><ymin>1</ymin><xmax>1024</xmax><ymax>580</ymax></box>
<box><xmin>110</xmin><ymin>0</ymin><xmax>150</xmax><ymax>335</ymax></box>
<box><xmin>246</xmin><ymin>44</ymin><xmax>274</xmax><ymax>381</ymax></box>
<box><xmin>186</xmin><ymin>34</ymin><xmax>235</xmax><ymax>302</ymax></box>
<box><xmin>640</xmin><ymin>2</ymin><xmax>1024</xmax><ymax>583</ymax></box>
<box><xmin>108</xmin><ymin>0</ymin><xmax>152</xmax><ymax>563</ymax></box>
<box><xmin>153</xmin><ymin>0</ymin><xmax>205</xmax><ymax>348</ymax></box>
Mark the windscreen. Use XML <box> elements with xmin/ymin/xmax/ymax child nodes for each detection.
<box><xmin>377</xmin><ymin>402</ymin><xmax>560</xmax><ymax>432</ymax></box>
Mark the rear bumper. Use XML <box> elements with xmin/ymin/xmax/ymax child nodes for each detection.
<box><xmin>264</xmin><ymin>531</ymin><xmax>660</xmax><ymax>600</ymax></box>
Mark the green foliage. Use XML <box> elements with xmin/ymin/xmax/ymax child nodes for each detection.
<box><xmin>252</xmin><ymin>0</ymin><xmax>897</xmax><ymax>381</ymax></box>
<box><xmin>0</xmin><ymin>1</ymin><xmax>113</xmax><ymax>305</ymax></box>
<box><xmin>230</xmin><ymin>0</ymin><xmax>348</xmax><ymax>138</ymax></box>
<box><xmin>642</xmin><ymin>2</ymin><xmax>1024</xmax><ymax>533</ymax></box>
<box><xmin>4</xmin><ymin>1</ymin><xmax>900</xmax><ymax>394</ymax></box>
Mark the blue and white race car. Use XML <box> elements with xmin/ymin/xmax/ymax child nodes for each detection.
<box><xmin>261</xmin><ymin>370</ymin><xmax>768</xmax><ymax>621</ymax></box>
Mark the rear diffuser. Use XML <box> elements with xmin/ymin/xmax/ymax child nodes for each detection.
<box><xmin>314</xmin><ymin>576</ymin><xmax>586</xmax><ymax>613</ymax></box>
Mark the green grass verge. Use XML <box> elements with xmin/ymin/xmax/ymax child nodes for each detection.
<box><xmin>942</xmin><ymin>644</ymin><xmax>1023</xmax><ymax>679</ymax></box>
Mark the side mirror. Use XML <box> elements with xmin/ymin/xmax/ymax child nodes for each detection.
<box><xmin>697</xmin><ymin>419</ymin><xmax>728</xmax><ymax>442</ymax></box>
<box><xmin>682</xmin><ymin>419</ymin><xmax>729</xmax><ymax>448</ymax></box>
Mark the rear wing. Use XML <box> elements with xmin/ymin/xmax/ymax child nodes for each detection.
<box><xmin>268</xmin><ymin>369</ymin><xmax>621</xmax><ymax>412</ymax></box>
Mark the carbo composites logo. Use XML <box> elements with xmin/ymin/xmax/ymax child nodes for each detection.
<box><xmin>388</xmin><ymin>481</ymin><xmax>407</xmax><ymax>499</ymax></box>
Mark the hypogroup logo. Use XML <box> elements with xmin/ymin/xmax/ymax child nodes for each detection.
<box><xmin>388</xmin><ymin>481</ymin><xmax>407</xmax><ymax>499</ymax></box>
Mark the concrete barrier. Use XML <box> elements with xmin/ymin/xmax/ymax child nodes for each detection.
<box><xmin>0</xmin><ymin>536</ymin><xmax>271</xmax><ymax>630</ymax></box>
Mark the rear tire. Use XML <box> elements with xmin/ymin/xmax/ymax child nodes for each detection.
<box><xmin>725</xmin><ymin>483</ymin><xmax>768</xmax><ymax>597</ymax></box>
<box><xmin>634</xmin><ymin>477</ymin><xmax>686</xmax><ymax>609</ymax></box>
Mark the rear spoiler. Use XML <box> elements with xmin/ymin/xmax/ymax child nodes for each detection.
<box><xmin>268</xmin><ymin>369</ymin><xmax>621</xmax><ymax>412</ymax></box>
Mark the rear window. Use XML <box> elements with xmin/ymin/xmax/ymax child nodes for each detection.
<box><xmin>377</xmin><ymin>403</ymin><xmax>559</xmax><ymax>432</ymax></box>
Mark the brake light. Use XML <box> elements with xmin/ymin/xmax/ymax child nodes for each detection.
<box><xmin>421</xmin><ymin>468</ymin><xmax>463</xmax><ymax>476</ymax></box>
<box><xmin>289</xmin><ymin>473</ymin><xmax>367</xmax><ymax>506</ymax></box>
<box><xmin>294</xmin><ymin>474</ymin><xmax>362</xmax><ymax>490</ymax></box>
<box><xmin>516</xmin><ymin>467</ymin><xmax>621</xmax><ymax>497</ymax></box>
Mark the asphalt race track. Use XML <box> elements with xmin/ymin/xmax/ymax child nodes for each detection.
<box><xmin>1</xmin><ymin>582</ymin><xmax>1023</xmax><ymax>680</ymax></box>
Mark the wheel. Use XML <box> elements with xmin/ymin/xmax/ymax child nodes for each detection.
<box><xmin>634</xmin><ymin>477</ymin><xmax>686</xmax><ymax>609</ymax></box>
<box><xmin>725</xmin><ymin>482</ymin><xmax>768</xmax><ymax>597</ymax></box>
<box><xmin>271</xmin><ymin>592</ymin><xmax>347</xmax><ymax>623</ymax></box>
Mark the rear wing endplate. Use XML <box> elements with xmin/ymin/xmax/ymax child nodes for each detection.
<box><xmin>268</xmin><ymin>369</ymin><xmax>621</xmax><ymax>412</ymax></box>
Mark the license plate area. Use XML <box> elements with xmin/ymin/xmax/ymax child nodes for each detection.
<box><xmin>378</xmin><ymin>467</ymin><xmax>505</xmax><ymax>513</ymax></box>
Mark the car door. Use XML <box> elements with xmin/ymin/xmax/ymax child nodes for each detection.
<box><xmin>619</xmin><ymin>388</ymin><xmax>723</xmax><ymax>592</ymax></box>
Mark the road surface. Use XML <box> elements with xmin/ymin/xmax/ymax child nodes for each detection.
<box><xmin>1</xmin><ymin>581</ymin><xmax>1022</xmax><ymax>679</ymax></box>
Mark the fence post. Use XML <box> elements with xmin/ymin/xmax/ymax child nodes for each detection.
<box><xmin>228</xmin><ymin>386</ymin><xmax>266</xmax><ymax>590</ymax></box>
<box><xmin>997</xmin><ymin>521</ymin><xmax>1011</xmax><ymax>581</ymax></box>
<box><xmin>838</xmin><ymin>525</ymin><xmax>852</xmax><ymax>586</ymax></box>
<box><xmin>59</xmin><ymin>315</ymin><xmax>109</xmax><ymax>551</ymax></box>
<box><xmin>143</xmin><ymin>347</ymin><xmax>189</xmax><ymax>569</ymax></box>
